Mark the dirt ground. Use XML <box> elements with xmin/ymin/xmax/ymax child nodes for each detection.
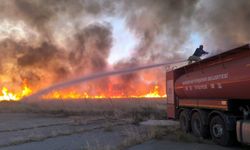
<box><xmin>0</xmin><ymin>112</ymin><xmax>246</xmax><ymax>150</ymax></box>
<box><xmin>128</xmin><ymin>139</ymin><xmax>243</xmax><ymax>150</ymax></box>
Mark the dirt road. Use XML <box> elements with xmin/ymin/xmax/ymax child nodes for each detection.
<box><xmin>128</xmin><ymin>139</ymin><xmax>243</xmax><ymax>150</ymax></box>
<box><xmin>0</xmin><ymin>113</ymin><xmax>246</xmax><ymax>150</ymax></box>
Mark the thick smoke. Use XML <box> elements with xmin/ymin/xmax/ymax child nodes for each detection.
<box><xmin>113</xmin><ymin>0</ymin><xmax>199</xmax><ymax>90</ymax></box>
<box><xmin>0</xmin><ymin>0</ymin><xmax>250</xmax><ymax>96</ymax></box>
<box><xmin>195</xmin><ymin>0</ymin><xmax>250</xmax><ymax>51</ymax></box>
<box><xmin>2</xmin><ymin>0</ymin><xmax>111</xmax><ymax>41</ymax></box>
<box><xmin>113</xmin><ymin>0</ymin><xmax>250</xmax><ymax>91</ymax></box>
<box><xmin>0</xmin><ymin>23</ymin><xmax>112</xmax><ymax>90</ymax></box>
<box><xmin>120</xmin><ymin>0</ymin><xmax>199</xmax><ymax>62</ymax></box>
<box><xmin>0</xmin><ymin>0</ymin><xmax>115</xmax><ymax>94</ymax></box>
<box><xmin>69</xmin><ymin>23</ymin><xmax>112</xmax><ymax>73</ymax></box>
<box><xmin>116</xmin><ymin>0</ymin><xmax>250</xmax><ymax>60</ymax></box>
<box><xmin>68</xmin><ymin>23</ymin><xmax>113</xmax><ymax>91</ymax></box>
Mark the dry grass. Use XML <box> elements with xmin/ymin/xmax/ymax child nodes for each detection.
<box><xmin>0</xmin><ymin>98</ymin><xmax>167</xmax><ymax>121</ymax></box>
<box><xmin>162</xmin><ymin>127</ymin><xmax>205</xmax><ymax>143</ymax></box>
<box><xmin>0</xmin><ymin>98</ymin><xmax>170</xmax><ymax>149</ymax></box>
<box><xmin>117</xmin><ymin>125</ymin><xmax>207</xmax><ymax>149</ymax></box>
<box><xmin>115</xmin><ymin>125</ymin><xmax>170</xmax><ymax>149</ymax></box>
<box><xmin>83</xmin><ymin>140</ymin><xmax>114</xmax><ymax>150</ymax></box>
<box><xmin>81</xmin><ymin>126</ymin><xmax>163</xmax><ymax>150</ymax></box>
<box><xmin>119</xmin><ymin>126</ymin><xmax>156</xmax><ymax>148</ymax></box>
<box><xmin>79</xmin><ymin>124</ymin><xmax>208</xmax><ymax>150</ymax></box>
<box><xmin>103</xmin><ymin>120</ymin><xmax>114</xmax><ymax>132</ymax></box>
<box><xmin>0</xmin><ymin>118</ymin><xmax>127</xmax><ymax>148</ymax></box>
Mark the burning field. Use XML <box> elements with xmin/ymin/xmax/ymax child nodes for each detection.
<box><xmin>0</xmin><ymin>81</ymin><xmax>166</xmax><ymax>101</ymax></box>
<box><xmin>1</xmin><ymin>0</ymin><xmax>250</xmax><ymax>101</ymax></box>
<box><xmin>0</xmin><ymin>0</ymin><xmax>250</xmax><ymax>149</ymax></box>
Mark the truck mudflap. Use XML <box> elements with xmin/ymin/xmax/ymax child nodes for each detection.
<box><xmin>237</xmin><ymin>120</ymin><xmax>250</xmax><ymax>145</ymax></box>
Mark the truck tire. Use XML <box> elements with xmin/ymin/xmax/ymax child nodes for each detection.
<box><xmin>210</xmin><ymin>115</ymin><xmax>235</xmax><ymax>146</ymax></box>
<box><xmin>191</xmin><ymin>112</ymin><xmax>209</xmax><ymax>138</ymax></box>
<box><xmin>179</xmin><ymin>110</ymin><xmax>191</xmax><ymax>133</ymax></box>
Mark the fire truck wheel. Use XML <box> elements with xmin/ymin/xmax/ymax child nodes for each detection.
<box><xmin>210</xmin><ymin>115</ymin><xmax>235</xmax><ymax>146</ymax></box>
<box><xmin>179</xmin><ymin>110</ymin><xmax>191</xmax><ymax>133</ymax></box>
<box><xmin>191</xmin><ymin>112</ymin><xmax>209</xmax><ymax>138</ymax></box>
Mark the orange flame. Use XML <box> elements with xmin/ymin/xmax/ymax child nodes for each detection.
<box><xmin>0</xmin><ymin>87</ymin><xmax>18</xmax><ymax>101</ymax></box>
<box><xmin>0</xmin><ymin>80</ymin><xmax>32</xmax><ymax>101</ymax></box>
<box><xmin>0</xmin><ymin>82</ymin><xmax>165</xmax><ymax>101</ymax></box>
<box><xmin>140</xmin><ymin>85</ymin><xmax>166</xmax><ymax>98</ymax></box>
<box><xmin>43</xmin><ymin>84</ymin><xmax>165</xmax><ymax>99</ymax></box>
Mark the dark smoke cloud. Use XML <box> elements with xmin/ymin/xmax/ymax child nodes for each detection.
<box><xmin>69</xmin><ymin>23</ymin><xmax>113</xmax><ymax>73</ymax></box>
<box><xmin>0</xmin><ymin>23</ymin><xmax>113</xmax><ymax>87</ymax></box>
<box><xmin>118</xmin><ymin>0</ymin><xmax>199</xmax><ymax>62</ymax></box>
<box><xmin>113</xmin><ymin>0</ymin><xmax>199</xmax><ymax>86</ymax></box>
<box><xmin>0</xmin><ymin>0</ymin><xmax>250</xmax><ymax>95</ymax></box>
<box><xmin>69</xmin><ymin>23</ymin><xmax>113</xmax><ymax>91</ymax></box>
<box><xmin>0</xmin><ymin>0</ymin><xmax>112</xmax><ymax>42</ymax></box>
<box><xmin>113</xmin><ymin>0</ymin><xmax>250</xmax><ymax>87</ymax></box>
<box><xmin>0</xmin><ymin>0</ymin><xmax>114</xmax><ymax>90</ymax></box>
<box><xmin>0</xmin><ymin>39</ymin><xmax>67</xmax><ymax>86</ymax></box>
<box><xmin>194</xmin><ymin>0</ymin><xmax>250</xmax><ymax>51</ymax></box>
<box><xmin>17</xmin><ymin>42</ymin><xmax>58</xmax><ymax>67</ymax></box>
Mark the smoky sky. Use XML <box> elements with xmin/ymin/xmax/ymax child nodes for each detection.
<box><xmin>195</xmin><ymin>0</ymin><xmax>250</xmax><ymax>50</ymax></box>
<box><xmin>0</xmin><ymin>0</ymin><xmax>250</xmax><ymax>92</ymax></box>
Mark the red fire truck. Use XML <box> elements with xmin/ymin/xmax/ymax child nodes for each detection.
<box><xmin>166</xmin><ymin>44</ymin><xmax>250</xmax><ymax>146</ymax></box>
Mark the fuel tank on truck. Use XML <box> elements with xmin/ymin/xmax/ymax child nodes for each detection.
<box><xmin>175</xmin><ymin>44</ymin><xmax>250</xmax><ymax>100</ymax></box>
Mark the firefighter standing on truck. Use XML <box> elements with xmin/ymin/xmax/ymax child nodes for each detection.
<box><xmin>188</xmin><ymin>45</ymin><xmax>209</xmax><ymax>64</ymax></box>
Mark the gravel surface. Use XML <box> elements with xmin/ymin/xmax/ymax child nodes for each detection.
<box><xmin>0</xmin><ymin>113</ymin><xmax>247</xmax><ymax>150</ymax></box>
